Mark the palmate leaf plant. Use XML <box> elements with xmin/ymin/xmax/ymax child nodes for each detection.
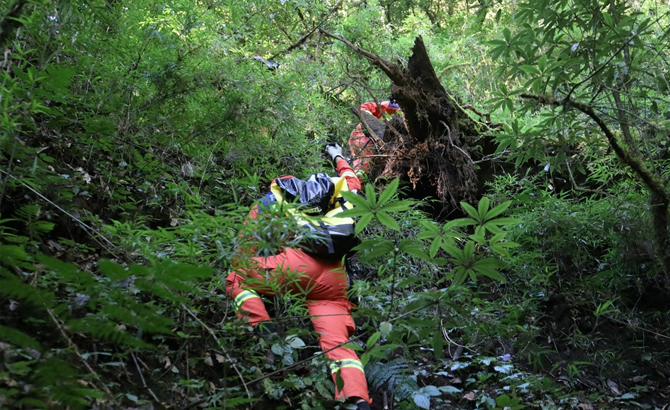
<box><xmin>418</xmin><ymin>198</ymin><xmax>521</xmax><ymax>286</ymax></box>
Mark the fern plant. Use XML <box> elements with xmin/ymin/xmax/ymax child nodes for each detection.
<box><xmin>365</xmin><ymin>358</ymin><xmax>442</xmax><ymax>409</ymax></box>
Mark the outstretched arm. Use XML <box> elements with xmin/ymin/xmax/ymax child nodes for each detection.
<box><xmin>327</xmin><ymin>143</ymin><xmax>362</xmax><ymax>193</ymax></box>
<box><xmin>335</xmin><ymin>157</ymin><xmax>361</xmax><ymax>193</ymax></box>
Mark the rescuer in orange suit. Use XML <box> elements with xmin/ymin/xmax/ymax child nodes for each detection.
<box><xmin>349</xmin><ymin>100</ymin><xmax>400</xmax><ymax>179</ymax></box>
<box><xmin>225</xmin><ymin>143</ymin><xmax>372</xmax><ymax>410</ymax></box>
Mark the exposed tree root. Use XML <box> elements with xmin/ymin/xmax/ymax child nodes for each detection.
<box><xmin>322</xmin><ymin>31</ymin><xmax>486</xmax><ymax>212</ymax></box>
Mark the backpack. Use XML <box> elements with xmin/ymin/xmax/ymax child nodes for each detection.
<box><xmin>270</xmin><ymin>173</ymin><xmax>360</xmax><ymax>258</ymax></box>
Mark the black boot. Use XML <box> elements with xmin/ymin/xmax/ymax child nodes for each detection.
<box><xmin>356</xmin><ymin>400</ymin><xmax>371</xmax><ymax>410</ymax></box>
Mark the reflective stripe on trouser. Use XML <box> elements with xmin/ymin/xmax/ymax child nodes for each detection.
<box><xmin>330</xmin><ymin>358</ymin><xmax>364</xmax><ymax>374</ymax></box>
<box><xmin>309</xmin><ymin>300</ymin><xmax>370</xmax><ymax>403</ymax></box>
<box><xmin>226</xmin><ymin>249</ymin><xmax>370</xmax><ymax>403</ymax></box>
<box><xmin>233</xmin><ymin>289</ymin><xmax>261</xmax><ymax>310</ymax></box>
<box><xmin>225</xmin><ymin>272</ymin><xmax>272</xmax><ymax>324</ymax></box>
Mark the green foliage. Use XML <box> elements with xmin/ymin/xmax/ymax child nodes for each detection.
<box><xmin>416</xmin><ymin>197</ymin><xmax>519</xmax><ymax>286</ymax></box>
<box><xmin>1</xmin><ymin>0</ymin><xmax>669</xmax><ymax>408</ymax></box>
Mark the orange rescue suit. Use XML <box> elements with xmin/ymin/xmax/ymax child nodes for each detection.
<box><xmin>225</xmin><ymin>158</ymin><xmax>370</xmax><ymax>404</ymax></box>
<box><xmin>348</xmin><ymin>101</ymin><xmax>400</xmax><ymax>178</ymax></box>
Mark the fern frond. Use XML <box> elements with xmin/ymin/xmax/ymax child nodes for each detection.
<box><xmin>365</xmin><ymin>358</ymin><xmax>409</xmax><ymax>391</ymax></box>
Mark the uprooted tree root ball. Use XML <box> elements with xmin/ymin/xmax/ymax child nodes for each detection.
<box><xmin>329</xmin><ymin>34</ymin><xmax>490</xmax><ymax>213</ymax></box>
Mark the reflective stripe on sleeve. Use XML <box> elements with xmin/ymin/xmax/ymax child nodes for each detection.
<box><xmin>340</xmin><ymin>171</ymin><xmax>357</xmax><ymax>179</ymax></box>
<box><xmin>329</xmin><ymin>358</ymin><xmax>365</xmax><ymax>374</ymax></box>
<box><xmin>234</xmin><ymin>289</ymin><xmax>261</xmax><ymax>310</ymax></box>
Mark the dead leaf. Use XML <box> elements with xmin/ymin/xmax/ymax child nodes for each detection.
<box><xmin>215</xmin><ymin>353</ymin><xmax>225</xmax><ymax>363</ymax></box>
<box><xmin>463</xmin><ymin>391</ymin><xmax>476</xmax><ymax>401</ymax></box>
<box><xmin>607</xmin><ymin>379</ymin><xmax>620</xmax><ymax>395</ymax></box>
<box><xmin>204</xmin><ymin>355</ymin><xmax>213</xmax><ymax>367</ymax></box>
<box><xmin>47</xmin><ymin>240</ymin><xmax>63</xmax><ymax>252</ymax></box>
<box><xmin>181</xmin><ymin>163</ymin><xmax>194</xmax><ymax>176</ymax></box>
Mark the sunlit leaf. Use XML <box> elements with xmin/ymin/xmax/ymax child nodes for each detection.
<box><xmin>376</xmin><ymin>211</ymin><xmax>400</xmax><ymax>231</ymax></box>
<box><xmin>377</xmin><ymin>178</ymin><xmax>399</xmax><ymax>206</ymax></box>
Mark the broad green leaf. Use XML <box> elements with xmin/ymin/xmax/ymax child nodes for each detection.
<box><xmin>488</xmin><ymin>217</ymin><xmax>522</xmax><ymax>226</ymax></box>
<box><xmin>441</xmin><ymin>242</ymin><xmax>464</xmax><ymax>262</ymax></box>
<box><xmin>452</xmin><ymin>267</ymin><xmax>467</xmax><ymax>286</ymax></box>
<box><xmin>366</xmin><ymin>332</ymin><xmax>381</xmax><ymax>349</ymax></box>
<box><xmin>341</xmin><ymin>343</ymin><xmax>364</xmax><ymax>352</ymax></box>
<box><xmin>288</xmin><ymin>336</ymin><xmax>306</xmax><ymax>349</ymax></box>
<box><xmin>602</xmin><ymin>12</ymin><xmax>614</xmax><ymax>27</ymax></box>
<box><xmin>379</xmin><ymin>200</ymin><xmax>415</xmax><ymax>213</ymax></box>
<box><xmin>472</xmin><ymin>258</ymin><xmax>505</xmax><ymax>270</ymax></box>
<box><xmin>486</xmin><ymin>200</ymin><xmax>513</xmax><ymax>220</ymax></box>
<box><xmin>413</xmin><ymin>393</ymin><xmax>430</xmax><ymax>409</ymax></box>
<box><xmin>482</xmin><ymin>222</ymin><xmax>503</xmax><ymax>234</ymax></box>
<box><xmin>355</xmin><ymin>214</ymin><xmax>374</xmax><ymax>235</ymax></box>
<box><xmin>376</xmin><ymin>211</ymin><xmax>400</xmax><ymax>231</ymax></box>
<box><xmin>519</xmin><ymin>65</ymin><xmax>541</xmax><ymax>75</ymax></box>
<box><xmin>366</xmin><ymin>246</ymin><xmax>397</xmax><ymax>260</ymax></box>
<box><xmin>432</xmin><ymin>257</ymin><xmax>448</xmax><ymax>265</ymax></box>
<box><xmin>429</xmin><ymin>237</ymin><xmax>442</xmax><ymax>258</ymax></box>
<box><xmin>423</xmin><ymin>385</ymin><xmax>441</xmax><ymax>396</ymax></box>
<box><xmin>490</xmin><ymin>232</ymin><xmax>507</xmax><ymax>243</ymax></box>
<box><xmin>460</xmin><ymin>202</ymin><xmax>480</xmax><ymax>221</ymax></box>
<box><xmin>367</xmin><ymin>344</ymin><xmax>400</xmax><ymax>359</ymax></box>
<box><xmin>337</xmin><ymin>208</ymin><xmax>370</xmax><ymax>218</ymax></box>
<box><xmin>399</xmin><ymin>241</ymin><xmax>431</xmax><ymax>261</ymax></box>
<box><xmin>502</xmin><ymin>27</ymin><xmax>511</xmax><ymax>42</ymax></box>
<box><xmin>341</xmin><ymin>191</ymin><xmax>371</xmax><ymax>211</ymax></box>
<box><xmin>444</xmin><ymin>218</ymin><xmax>476</xmax><ymax>229</ymax></box>
<box><xmin>477</xmin><ymin>268</ymin><xmax>507</xmax><ymax>283</ymax></box>
<box><xmin>469</xmin><ymin>233</ymin><xmax>487</xmax><ymax>245</ymax></box>
<box><xmin>463</xmin><ymin>241</ymin><xmax>475</xmax><ymax>260</ymax></box>
<box><xmin>377</xmin><ymin>178</ymin><xmax>399</xmax><ymax>206</ymax></box>
<box><xmin>365</xmin><ymin>183</ymin><xmax>377</xmax><ymax>207</ymax></box>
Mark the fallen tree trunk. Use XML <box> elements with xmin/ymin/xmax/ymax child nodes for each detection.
<box><xmin>322</xmin><ymin>31</ymin><xmax>491</xmax><ymax>213</ymax></box>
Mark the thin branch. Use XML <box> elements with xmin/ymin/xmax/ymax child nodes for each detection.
<box><xmin>270</xmin><ymin>0</ymin><xmax>344</xmax><ymax>61</ymax></box>
<box><xmin>520</xmin><ymin>93</ymin><xmax>668</xmax><ymax>201</ymax></box>
<box><xmin>440</xmin><ymin>121</ymin><xmax>474</xmax><ymax>164</ymax></box>
<box><xmin>131</xmin><ymin>352</ymin><xmax>162</xmax><ymax>404</ymax></box>
<box><xmin>319</xmin><ymin>29</ymin><xmax>406</xmax><ymax>85</ymax></box>
<box><xmin>565</xmin><ymin>9</ymin><xmax>670</xmax><ymax>100</ymax></box>
<box><xmin>0</xmin><ymin>169</ymin><xmax>118</xmax><ymax>254</ymax></box>
<box><xmin>181</xmin><ymin>304</ymin><xmax>251</xmax><ymax>400</ymax></box>
<box><xmin>47</xmin><ymin>308</ymin><xmax>115</xmax><ymax>398</ymax></box>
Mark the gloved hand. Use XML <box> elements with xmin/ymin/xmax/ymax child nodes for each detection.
<box><xmin>326</xmin><ymin>142</ymin><xmax>343</xmax><ymax>162</ymax></box>
<box><xmin>388</xmin><ymin>98</ymin><xmax>400</xmax><ymax>109</ymax></box>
